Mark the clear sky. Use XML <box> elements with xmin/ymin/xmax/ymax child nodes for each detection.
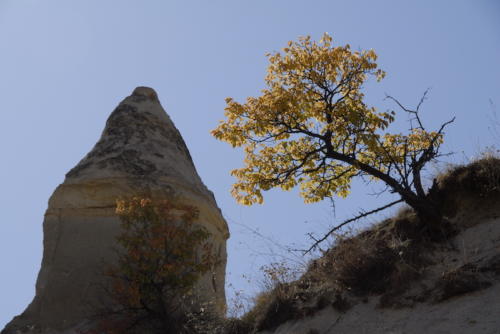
<box><xmin>1</xmin><ymin>0</ymin><xmax>499</xmax><ymax>327</ymax></box>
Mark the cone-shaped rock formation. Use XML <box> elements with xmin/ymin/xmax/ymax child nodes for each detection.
<box><xmin>3</xmin><ymin>87</ymin><xmax>229</xmax><ymax>334</ymax></box>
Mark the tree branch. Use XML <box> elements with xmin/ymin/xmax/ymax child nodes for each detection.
<box><xmin>303</xmin><ymin>199</ymin><xmax>404</xmax><ymax>254</ymax></box>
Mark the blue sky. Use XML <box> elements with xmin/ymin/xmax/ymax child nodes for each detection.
<box><xmin>1</xmin><ymin>0</ymin><xmax>499</xmax><ymax>326</ymax></box>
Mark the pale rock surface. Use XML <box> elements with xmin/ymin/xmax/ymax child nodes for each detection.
<box><xmin>259</xmin><ymin>200</ymin><xmax>500</xmax><ymax>334</ymax></box>
<box><xmin>261</xmin><ymin>283</ymin><xmax>500</xmax><ymax>334</ymax></box>
<box><xmin>2</xmin><ymin>87</ymin><xmax>229</xmax><ymax>334</ymax></box>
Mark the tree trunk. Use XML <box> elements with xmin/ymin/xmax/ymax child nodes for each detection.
<box><xmin>405</xmin><ymin>195</ymin><xmax>456</xmax><ymax>241</ymax></box>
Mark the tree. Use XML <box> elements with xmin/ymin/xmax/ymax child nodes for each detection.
<box><xmin>94</xmin><ymin>197</ymin><xmax>217</xmax><ymax>334</ymax></box>
<box><xmin>212</xmin><ymin>34</ymin><xmax>454</xmax><ymax>241</ymax></box>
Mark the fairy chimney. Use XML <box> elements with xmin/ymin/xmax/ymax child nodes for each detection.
<box><xmin>2</xmin><ymin>87</ymin><xmax>229</xmax><ymax>334</ymax></box>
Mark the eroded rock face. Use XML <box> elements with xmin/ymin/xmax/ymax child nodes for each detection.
<box><xmin>2</xmin><ymin>87</ymin><xmax>229</xmax><ymax>334</ymax></box>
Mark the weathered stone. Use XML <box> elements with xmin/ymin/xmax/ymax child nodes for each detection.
<box><xmin>2</xmin><ymin>87</ymin><xmax>229</xmax><ymax>334</ymax></box>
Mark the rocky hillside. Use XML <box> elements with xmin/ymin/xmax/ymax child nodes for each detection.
<box><xmin>258</xmin><ymin>214</ymin><xmax>500</xmax><ymax>333</ymax></box>
<box><xmin>245</xmin><ymin>158</ymin><xmax>500</xmax><ymax>334</ymax></box>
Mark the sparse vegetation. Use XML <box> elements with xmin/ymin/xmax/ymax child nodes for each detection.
<box><xmin>225</xmin><ymin>156</ymin><xmax>500</xmax><ymax>332</ymax></box>
<box><xmin>238</xmin><ymin>262</ymin><xmax>303</xmax><ymax>331</ymax></box>
<box><xmin>437</xmin><ymin>155</ymin><xmax>500</xmax><ymax>197</ymax></box>
<box><xmin>88</xmin><ymin>197</ymin><xmax>218</xmax><ymax>334</ymax></box>
<box><xmin>319</xmin><ymin>235</ymin><xmax>399</xmax><ymax>295</ymax></box>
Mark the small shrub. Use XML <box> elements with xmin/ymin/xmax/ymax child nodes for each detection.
<box><xmin>259</xmin><ymin>261</ymin><xmax>302</xmax><ymax>295</ymax></box>
<box><xmin>319</xmin><ymin>236</ymin><xmax>398</xmax><ymax>295</ymax></box>
<box><xmin>246</xmin><ymin>287</ymin><xmax>298</xmax><ymax>331</ymax></box>
<box><xmin>440</xmin><ymin>156</ymin><xmax>500</xmax><ymax>195</ymax></box>
<box><xmin>308</xmin><ymin>213</ymin><xmax>431</xmax><ymax>304</ymax></box>
<box><xmin>90</xmin><ymin>197</ymin><xmax>217</xmax><ymax>334</ymax></box>
<box><xmin>226</xmin><ymin>284</ymin><xmax>254</xmax><ymax>319</ymax></box>
<box><xmin>239</xmin><ymin>261</ymin><xmax>304</xmax><ymax>331</ymax></box>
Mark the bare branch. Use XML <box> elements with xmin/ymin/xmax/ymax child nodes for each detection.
<box><xmin>385</xmin><ymin>90</ymin><xmax>430</xmax><ymax>130</ymax></box>
<box><xmin>303</xmin><ymin>199</ymin><xmax>404</xmax><ymax>254</ymax></box>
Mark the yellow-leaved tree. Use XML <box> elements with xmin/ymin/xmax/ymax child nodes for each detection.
<box><xmin>212</xmin><ymin>34</ymin><xmax>454</xmax><ymax>247</ymax></box>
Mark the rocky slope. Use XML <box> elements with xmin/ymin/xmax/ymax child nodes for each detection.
<box><xmin>2</xmin><ymin>87</ymin><xmax>229</xmax><ymax>334</ymax></box>
<box><xmin>259</xmin><ymin>214</ymin><xmax>500</xmax><ymax>334</ymax></box>
<box><xmin>255</xmin><ymin>173</ymin><xmax>500</xmax><ymax>334</ymax></box>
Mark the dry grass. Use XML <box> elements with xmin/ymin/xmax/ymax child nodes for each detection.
<box><xmin>436</xmin><ymin>156</ymin><xmax>500</xmax><ymax>196</ymax></box>
<box><xmin>183</xmin><ymin>312</ymin><xmax>254</xmax><ymax>334</ymax></box>
<box><xmin>235</xmin><ymin>212</ymin><xmax>432</xmax><ymax>332</ymax></box>
<box><xmin>231</xmin><ymin>211</ymin><xmax>432</xmax><ymax>331</ymax></box>
<box><xmin>243</xmin><ymin>285</ymin><xmax>298</xmax><ymax>331</ymax></box>
<box><xmin>313</xmin><ymin>210</ymin><xmax>431</xmax><ymax>298</ymax></box>
<box><xmin>317</xmin><ymin>236</ymin><xmax>397</xmax><ymax>295</ymax></box>
<box><xmin>433</xmin><ymin>156</ymin><xmax>500</xmax><ymax>218</ymax></box>
<box><xmin>239</xmin><ymin>262</ymin><xmax>304</xmax><ymax>331</ymax></box>
<box><xmin>220</xmin><ymin>318</ymin><xmax>254</xmax><ymax>334</ymax></box>
<box><xmin>228</xmin><ymin>157</ymin><xmax>500</xmax><ymax>332</ymax></box>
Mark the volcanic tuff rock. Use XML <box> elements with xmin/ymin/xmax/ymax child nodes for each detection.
<box><xmin>2</xmin><ymin>87</ymin><xmax>229</xmax><ymax>334</ymax></box>
<box><xmin>258</xmin><ymin>193</ymin><xmax>500</xmax><ymax>334</ymax></box>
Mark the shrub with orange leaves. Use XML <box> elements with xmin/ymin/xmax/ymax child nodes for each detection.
<box><xmin>93</xmin><ymin>197</ymin><xmax>217</xmax><ymax>334</ymax></box>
